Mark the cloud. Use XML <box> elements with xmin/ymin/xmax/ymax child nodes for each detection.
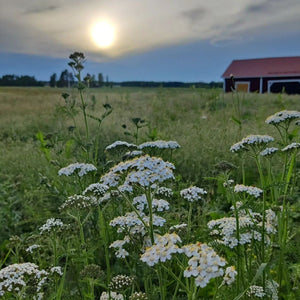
<box><xmin>1</xmin><ymin>0</ymin><xmax>300</xmax><ymax>61</ymax></box>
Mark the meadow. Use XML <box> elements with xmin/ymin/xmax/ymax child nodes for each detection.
<box><xmin>0</xmin><ymin>63</ymin><xmax>300</xmax><ymax>299</ymax></box>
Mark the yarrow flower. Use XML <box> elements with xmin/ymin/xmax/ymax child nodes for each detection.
<box><xmin>109</xmin><ymin>237</ymin><xmax>130</xmax><ymax>258</ymax></box>
<box><xmin>58</xmin><ymin>162</ymin><xmax>97</xmax><ymax>177</ymax></box>
<box><xmin>100</xmin><ymin>291</ymin><xmax>124</xmax><ymax>300</ymax></box>
<box><xmin>234</xmin><ymin>184</ymin><xmax>263</xmax><ymax>198</ymax></box>
<box><xmin>230</xmin><ymin>135</ymin><xmax>274</xmax><ymax>153</ymax></box>
<box><xmin>140</xmin><ymin>233</ymin><xmax>182</xmax><ymax>266</ymax></box>
<box><xmin>106</xmin><ymin>141</ymin><xmax>137</xmax><ymax>151</ymax></box>
<box><xmin>246</xmin><ymin>285</ymin><xmax>266</xmax><ymax>298</ymax></box>
<box><xmin>80</xmin><ymin>264</ymin><xmax>104</xmax><ymax>279</ymax></box>
<box><xmin>109</xmin><ymin>275</ymin><xmax>134</xmax><ymax>291</ymax></box>
<box><xmin>100</xmin><ymin>155</ymin><xmax>175</xmax><ymax>190</ymax></box>
<box><xmin>138</xmin><ymin>140</ymin><xmax>180</xmax><ymax>150</ymax></box>
<box><xmin>281</xmin><ymin>142</ymin><xmax>300</xmax><ymax>152</ymax></box>
<box><xmin>265</xmin><ymin>110</ymin><xmax>300</xmax><ymax>125</ymax></box>
<box><xmin>50</xmin><ymin>266</ymin><xmax>63</xmax><ymax>276</ymax></box>
<box><xmin>223</xmin><ymin>266</ymin><xmax>237</xmax><ymax>285</ymax></box>
<box><xmin>169</xmin><ymin>223</ymin><xmax>188</xmax><ymax>232</ymax></box>
<box><xmin>39</xmin><ymin>218</ymin><xmax>63</xmax><ymax>234</ymax></box>
<box><xmin>26</xmin><ymin>244</ymin><xmax>41</xmax><ymax>254</ymax></box>
<box><xmin>260</xmin><ymin>147</ymin><xmax>278</xmax><ymax>157</ymax></box>
<box><xmin>0</xmin><ymin>263</ymin><xmax>48</xmax><ymax>297</ymax></box>
<box><xmin>180</xmin><ymin>186</ymin><xmax>207</xmax><ymax>202</ymax></box>
<box><xmin>223</xmin><ymin>179</ymin><xmax>234</xmax><ymax>187</ymax></box>
<box><xmin>132</xmin><ymin>194</ymin><xmax>170</xmax><ymax>212</ymax></box>
<box><xmin>83</xmin><ymin>183</ymin><xmax>109</xmax><ymax>197</ymax></box>
<box><xmin>155</xmin><ymin>187</ymin><xmax>173</xmax><ymax>198</ymax></box>
<box><xmin>182</xmin><ymin>243</ymin><xmax>226</xmax><ymax>288</ymax></box>
<box><xmin>207</xmin><ymin>216</ymin><xmax>261</xmax><ymax>248</ymax></box>
<box><xmin>60</xmin><ymin>194</ymin><xmax>98</xmax><ymax>210</ymax></box>
<box><xmin>129</xmin><ymin>292</ymin><xmax>148</xmax><ymax>300</ymax></box>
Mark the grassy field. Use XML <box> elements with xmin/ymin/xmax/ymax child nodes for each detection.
<box><xmin>0</xmin><ymin>86</ymin><xmax>300</xmax><ymax>299</ymax></box>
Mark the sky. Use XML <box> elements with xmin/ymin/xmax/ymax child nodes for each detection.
<box><xmin>0</xmin><ymin>0</ymin><xmax>300</xmax><ymax>82</ymax></box>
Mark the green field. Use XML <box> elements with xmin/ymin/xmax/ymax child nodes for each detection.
<box><xmin>0</xmin><ymin>86</ymin><xmax>300</xmax><ymax>299</ymax></box>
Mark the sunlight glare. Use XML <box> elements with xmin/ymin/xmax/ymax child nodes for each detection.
<box><xmin>91</xmin><ymin>21</ymin><xmax>115</xmax><ymax>48</ymax></box>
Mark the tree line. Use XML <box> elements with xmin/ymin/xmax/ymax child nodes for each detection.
<box><xmin>0</xmin><ymin>72</ymin><xmax>223</xmax><ymax>89</ymax></box>
<box><xmin>49</xmin><ymin>70</ymin><xmax>111</xmax><ymax>88</ymax></box>
<box><xmin>0</xmin><ymin>75</ymin><xmax>43</xmax><ymax>86</ymax></box>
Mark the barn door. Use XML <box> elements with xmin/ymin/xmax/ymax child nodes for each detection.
<box><xmin>235</xmin><ymin>82</ymin><xmax>250</xmax><ymax>92</ymax></box>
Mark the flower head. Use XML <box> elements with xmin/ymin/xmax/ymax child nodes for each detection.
<box><xmin>58</xmin><ymin>163</ymin><xmax>97</xmax><ymax>177</ymax></box>
<box><xmin>265</xmin><ymin>110</ymin><xmax>300</xmax><ymax>125</ymax></box>
<box><xmin>39</xmin><ymin>218</ymin><xmax>63</xmax><ymax>234</ymax></box>
<box><xmin>180</xmin><ymin>186</ymin><xmax>207</xmax><ymax>202</ymax></box>
<box><xmin>234</xmin><ymin>184</ymin><xmax>263</xmax><ymax>198</ymax></box>
<box><xmin>230</xmin><ymin>135</ymin><xmax>274</xmax><ymax>153</ymax></box>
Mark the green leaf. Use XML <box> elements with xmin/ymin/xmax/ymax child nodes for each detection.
<box><xmin>231</xmin><ymin>115</ymin><xmax>241</xmax><ymax>125</ymax></box>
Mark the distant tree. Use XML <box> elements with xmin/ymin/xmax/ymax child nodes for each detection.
<box><xmin>98</xmin><ymin>73</ymin><xmax>104</xmax><ymax>87</ymax></box>
<box><xmin>90</xmin><ymin>74</ymin><xmax>97</xmax><ymax>88</ymax></box>
<box><xmin>49</xmin><ymin>73</ymin><xmax>57</xmax><ymax>87</ymax></box>
<box><xmin>105</xmin><ymin>75</ymin><xmax>109</xmax><ymax>87</ymax></box>
<box><xmin>57</xmin><ymin>69</ymin><xmax>73</xmax><ymax>87</ymax></box>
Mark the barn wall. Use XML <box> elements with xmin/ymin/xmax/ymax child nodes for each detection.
<box><xmin>224</xmin><ymin>77</ymin><xmax>260</xmax><ymax>92</ymax></box>
<box><xmin>225</xmin><ymin>76</ymin><xmax>300</xmax><ymax>93</ymax></box>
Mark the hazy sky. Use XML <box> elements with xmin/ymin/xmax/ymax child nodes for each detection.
<box><xmin>0</xmin><ymin>0</ymin><xmax>300</xmax><ymax>82</ymax></box>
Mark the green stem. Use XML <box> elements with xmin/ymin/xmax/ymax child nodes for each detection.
<box><xmin>187</xmin><ymin>202</ymin><xmax>193</xmax><ymax>242</ymax></box>
<box><xmin>98</xmin><ymin>207</ymin><xmax>111</xmax><ymax>284</ymax></box>
<box><xmin>79</xmin><ymin>89</ymin><xmax>89</xmax><ymax>140</ymax></box>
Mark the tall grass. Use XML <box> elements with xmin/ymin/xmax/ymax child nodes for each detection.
<box><xmin>0</xmin><ymin>80</ymin><xmax>299</xmax><ymax>299</ymax></box>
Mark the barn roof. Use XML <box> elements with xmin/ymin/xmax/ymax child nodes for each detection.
<box><xmin>222</xmin><ymin>57</ymin><xmax>300</xmax><ymax>78</ymax></box>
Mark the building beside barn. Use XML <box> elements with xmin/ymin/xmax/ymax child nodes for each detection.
<box><xmin>222</xmin><ymin>57</ymin><xmax>300</xmax><ymax>94</ymax></box>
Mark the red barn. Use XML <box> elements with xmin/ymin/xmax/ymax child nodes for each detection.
<box><xmin>222</xmin><ymin>57</ymin><xmax>300</xmax><ymax>94</ymax></box>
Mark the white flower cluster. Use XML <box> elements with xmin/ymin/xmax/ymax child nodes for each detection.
<box><xmin>39</xmin><ymin>218</ymin><xmax>63</xmax><ymax>234</ymax></box>
<box><xmin>180</xmin><ymin>186</ymin><xmax>207</xmax><ymax>202</ymax></box>
<box><xmin>282</xmin><ymin>142</ymin><xmax>300</xmax><ymax>152</ymax></box>
<box><xmin>58</xmin><ymin>162</ymin><xmax>97</xmax><ymax>177</ymax></box>
<box><xmin>182</xmin><ymin>243</ymin><xmax>226</xmax><ymax>288</ymax></box>
<box><xmin>106</xmin><ymin>141</ymin><xmax>137</xmax><ymax>151</ymax></box>
<box><xmin>109</xmin><ymin>274</ymin><xmax>134</xmax><ymax>291</ymax></box>
<box><xmin>246</xmin><ymin>285</ymin><xmax>266</xmax><ymax>298</ymax></box>
<box><xmin>169</xmin><ymin>223</ymin><xmax>188</xmax><ymax>232</ymax></box>
<box><xmin>262</xmin><ymin>209</ymin><xmax>277</xmax><ymax>234</ymax></box>
<box><xmin>266</xmin><ymin>280</ymin><xmax>279</xmax><ymax>300</ymax></box>
<box><xmin>100</xmin><ymin>155</ymin><xmax>175</xmax><ymax>189</ymax></box>
<box><xmin>110</xmin><ymin>211</ymin><xmax>166</xmax><ymax>238</ymax></box>
<box><xmin>60</xmin><ymin>194</ymin><xmax>98</xmax><ymax>210</ymax></box>
<box><xmin>140</xmin><ymin>233</ymin><xmax>182</xmax><ymax>266</ymax></box>
<box><xmin>207</xmin><ymin>216</ymin><xmax>261</xmax><ymax>248</ymax></box>
<box><xmin>265</xmin><ymin>110</ymin><xmax>300</xmax><ymax>125</ymax></box>
<box><xmin>230</xmin><ymin>135</ymin><xmax>274</xmax><ymax>153</ymax></box>
<box><xmin>223</xmin><ymin>266</ymin><xmax>237</xmax><ymax>285</ymax></box>
<box><xmin>260</xmin><ymin>147</ymin><xmax>278</xmax><ymax>157</ymax></box>
<box><xmin>26</xmin><ymin>244</ymin><xmax>41</xmax><ymax>254</ymax></box>
<box><xmin>110</xmin><ymin>212</ymin><xmax>146</xmax><ymax>235</ymax></box>
<box><xmin>83</xmin><ymin>183</ymin><xmax>109</xmax><ymax>197</ymax></box>
<box><xmin>109</xmin><ymin>237</ymin><xmax>130</xmax><ymax>258</ymax></box>
<box><xmin>0</xmin><ymin>263</ymin><xmax>47</xmax><ymax>297</ymax></box>
<box><xmin>234</xmin><ymin>184</ymin><xmax>263</xmax><ymax>198</ymax></box>
<box><xmin>124</xmin><ymin>150</ymin><xmax>143</xmax><ymax>158</ymax></box>
<box><xmin>50</xmin><ymin>266</ymin><xmax>63</xmax><ymax>276</ymax></box>
<box><xmin>132</xmin><ymin>194</ymin><xmax>170</xmax><ymax>212</ymax></box>
<box><xmin>155</xmin><ymin>187</ymin><xmax>173</xmax><ymax>198</ymax></box>
<box><xmin>138</xmin><ymin>140</ymin><xmax>180</xmax><ymax>150</ymax></box>
<box><xmin>100</xmin><ymin>291</ymin><xmax>124</xmax><ymax>300</ymax></box>
<box><xmin>129</xmin><ymin>292</ymin><xmax>148</xmax><ymax>300</ymax></box>
<box><xmin>223</xmin><ymin>179</ymin><xmax>234</xmax><ymax>187</ymax></box>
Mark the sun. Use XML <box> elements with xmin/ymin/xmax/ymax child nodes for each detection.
<box><xmin>91</xmin><ymin>21</ymin><xmax>115</xmax><ymax>48</ymax></box>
